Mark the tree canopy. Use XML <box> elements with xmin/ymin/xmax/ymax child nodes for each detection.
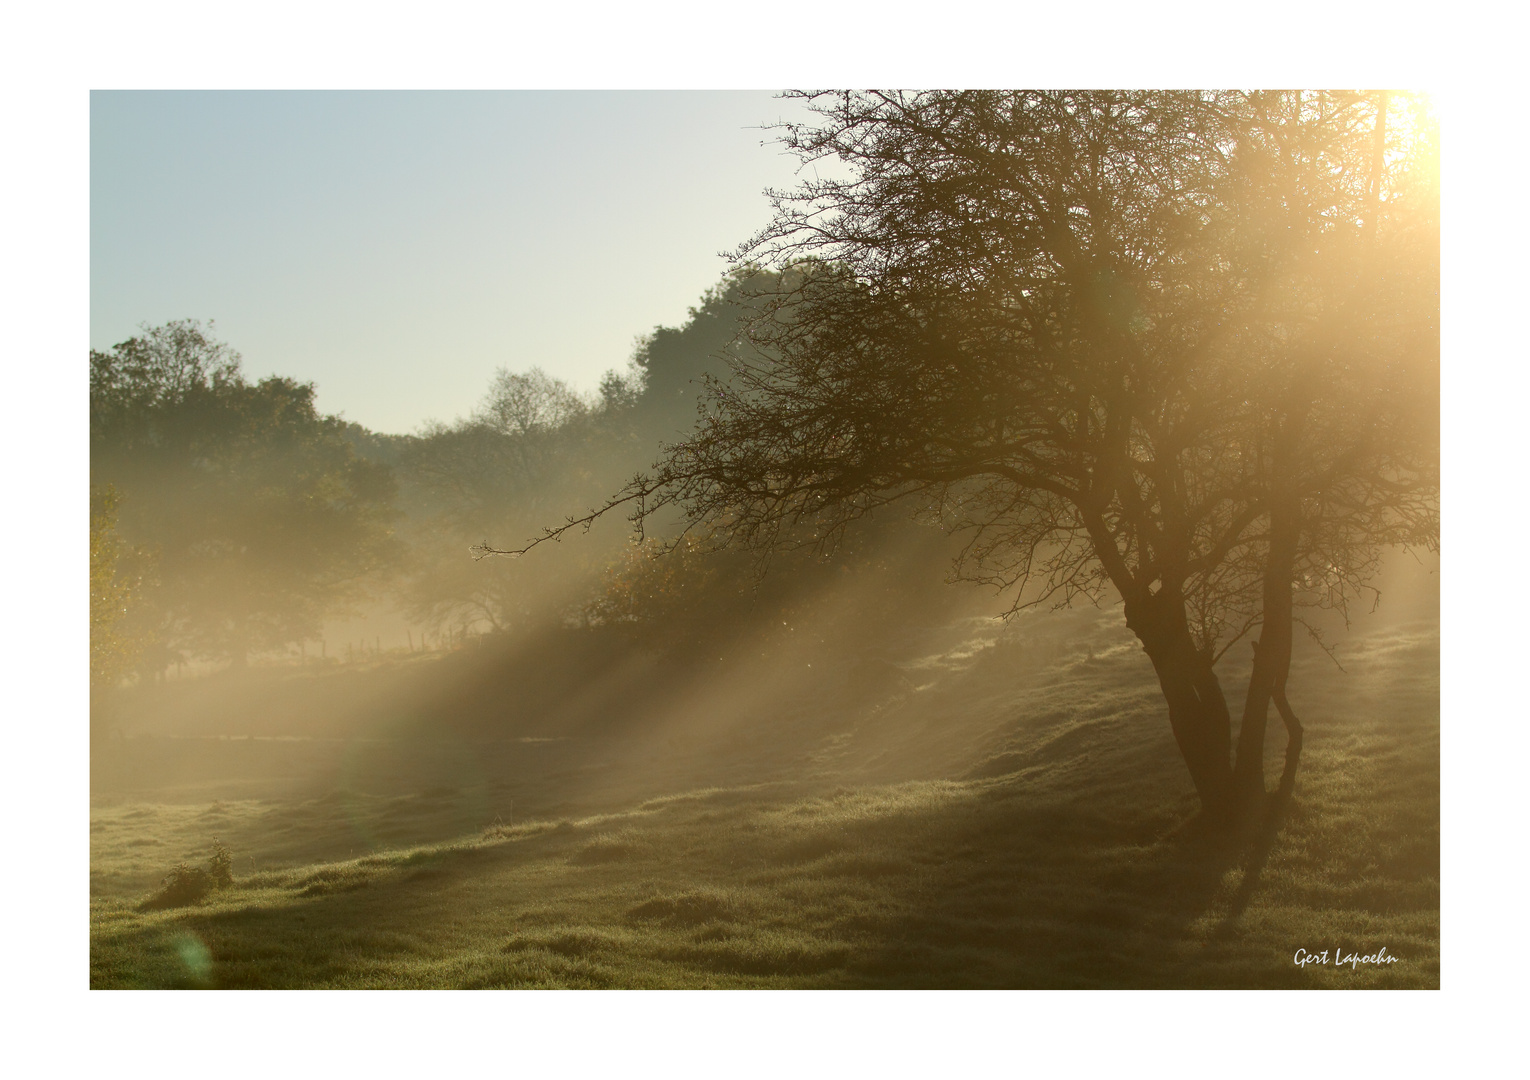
<box><xmin>91</xmin><ymin>321</ymin><xmax>399</xmax><ymax>670</ymax></box>
<box><xmin>403</xmin><ymin>273</ymin><xmax>793</xmax><ymax>639</ymax></box>
<box><xmin>486</xmin><ymin>91</ymin><xmax>1439</xmax><ymax>822</ymax></box>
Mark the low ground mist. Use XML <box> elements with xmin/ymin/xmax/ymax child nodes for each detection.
<box><xmin>90</xmin><ymin>549</ymin><xmax>1438</xmax><ymax>988</ymax></box>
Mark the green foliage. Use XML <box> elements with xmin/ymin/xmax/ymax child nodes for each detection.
<box><xmin>393</xmin><ymin>343</ymin><xmax>700</xmax><ymax>638</ymax></box>
<box><xmin>91</xmin><ymin>321</ymin><xmax>399</xmax><ymax>668</ymax></box>
<box><xmin>579</xmin><ymin>516</ymin><xmax>957</xmax><ymax>657</ymax></box>
<box><xmin>582</xmin><ymin>535</ymin><xmax>737</xmax><ymax>634</ymax></box>
<box><xmin>306</xmin><ymin>268</ymin><xmax>783</xmax><ymax>644</ymax></box>
<box><xmin>627</xmin><ymin>269</ymin><xmax>773</xmax><ymax>439</ymax></box>
<box><xmin>393</xmin><ymin>367</ymin><xmax>612</xmax><ymax>635</ymax></box>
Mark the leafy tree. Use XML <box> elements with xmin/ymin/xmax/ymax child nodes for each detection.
<box><xmin>397</xmin><ymin>366</ymin><xmax>639</xmax><ymax>636</ymax></box>
<box><xmin>404</xmin><ymin>276</ymin><xmax>786</xmax><ymax>641</ymax></box>
<box><xmin>91</xmin><ymin>321</ymin><xmax>399</xmax><ymax>668</ymax></box>
<box><xmin>487</xmin><ymin>91</ymin><xmax>1438</xmax><ymax>823</ymax></box>
<box><xmin>626</xmin><ymin>270</ymin><xmax>771</xmax><ymax>440</ymax></box>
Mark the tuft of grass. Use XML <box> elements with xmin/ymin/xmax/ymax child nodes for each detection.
<box><xmin>571</xmin><ymin>829</ymin><xmax>646</xmax><ymax>865</ymax></box>
<box><xmin>628</xmin><ymin>889</ymin><xmax>744</xmax><ymax>928</ymax></box>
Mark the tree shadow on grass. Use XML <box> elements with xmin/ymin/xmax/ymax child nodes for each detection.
<box><xmin>1215</xmin><ymin>763</ymin><xmax>1302</xmax><ymax>935</ymax></box>
<box><xmin>815</xmin><ymin>781</ymin><xmax>1268</xmax><ymax>988</ymax></box>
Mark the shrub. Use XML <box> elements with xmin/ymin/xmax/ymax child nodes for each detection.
<box><xmin>207</xmin><ymin>839</ymin><xmax>234</xmax><ymax>889</ymax></box>
<box><xmin>142</xmin><ymin>840</ymin><xmax>234</xmax><ymax>910</ymax></box>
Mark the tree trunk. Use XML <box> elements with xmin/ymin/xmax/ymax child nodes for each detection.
<box><xmin>1233</xmin><ymin>497</ymin><xmax>1300</xmax><ymax>800</ymax></box>
<box><xmin>1123</xmin><ymin>588</ymin><xmax>1234</xmax><ymax>819</ymax></box>
<box><xmin>1234</xmin><ymin>394</ymin><xmax>1310</xmax><ymax>804</ymax></box>
<box><xmin>1272</xmin><ymin>661</ymin><xmax>1304</xmax><ymax>797</ymax></box>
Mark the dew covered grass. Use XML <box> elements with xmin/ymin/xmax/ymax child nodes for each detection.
<box><xmin>91</xmin><ymin>588</ymin><xmax>1438</xmax><ymax>989</ymax></box>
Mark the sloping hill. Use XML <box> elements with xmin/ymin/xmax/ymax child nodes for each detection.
<box><xmin>89</xmin><ymin>569</ymin><xmax>1439</xmax><ymax>989</ymax></box>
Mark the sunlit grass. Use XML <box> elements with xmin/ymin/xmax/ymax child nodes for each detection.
<box><xmin>90</xmin><ymin>586</ymin><xmax>1437</xmax><ymax>989</ymax></box>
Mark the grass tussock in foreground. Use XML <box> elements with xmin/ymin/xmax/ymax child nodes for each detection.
<box><xmin>90</xmin><ymin>581</ymin><xmax>1438</xmax><ymax>989</ymax></box>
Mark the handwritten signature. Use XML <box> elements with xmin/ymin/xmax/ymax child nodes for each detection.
<box><xmin>1293</xmin><ymin>947</ymin><xmax>1399</xmax><ymax>969</ymax></box>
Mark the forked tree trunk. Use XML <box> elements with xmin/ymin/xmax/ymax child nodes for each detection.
<box><xmin>1123</xmin><ymin>588</ymin><xmax>1235</xmax><ymax>819</ymax></box>
<box><xmin>1234</xmin><ymin>399</ymin><xmax>1310</xmax><ymax>804</ymax></box>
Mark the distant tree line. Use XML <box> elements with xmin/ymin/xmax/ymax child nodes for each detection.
<box><xmin>90</xmin><ymin>272</ymin><xmax>892</xmax><ymax>682</ymax></box>
<box><xmin>90</xmin><ymin>320</ymin><xmax>398</xmax><ymax>675</ymax></box>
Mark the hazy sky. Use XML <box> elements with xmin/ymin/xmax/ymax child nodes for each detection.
<box><xmin>91</xmin><ymin>91</ymin><xmax>830</xmax><ymax>434</ymax></box>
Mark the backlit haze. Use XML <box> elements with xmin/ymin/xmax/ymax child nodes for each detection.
<box><xmin>91</xmin><ymin>91</ymin><xmax>829</xmax><ymax>434</ymax></box>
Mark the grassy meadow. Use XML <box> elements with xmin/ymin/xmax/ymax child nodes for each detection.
<box><xmin>89</xmin><ymin>567</ymin><xmax>1439</xmax><ymax>989</ymax></box>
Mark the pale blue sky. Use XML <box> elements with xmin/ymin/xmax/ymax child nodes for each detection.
<box><xmin>91</xmin><ymin>91</ymin><xmax>827</xmax><ymax>434</ymax></box>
